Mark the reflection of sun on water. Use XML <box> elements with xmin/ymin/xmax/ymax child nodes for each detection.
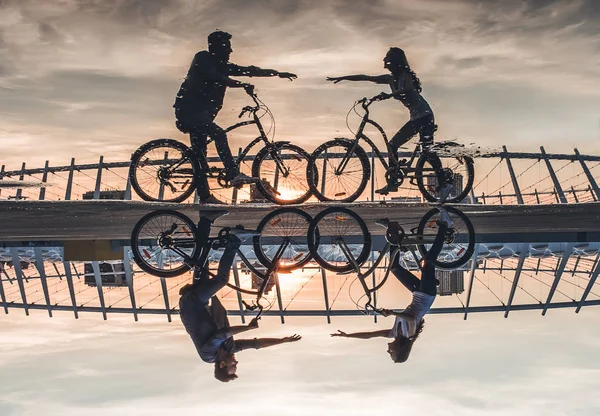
<box><xmin>276</xmin><ymin>267</ymin><xmax>315</xmax><ymax>292</ymax></box>
<box><xmin>273</xmin><ymin>185</ymin><xmax>305</xmax><ymax>201</ymax></box>
<box><xmin>235</xmin><ymin>264</ymin><xmax>316</xmax><ymax>296</ymax></box>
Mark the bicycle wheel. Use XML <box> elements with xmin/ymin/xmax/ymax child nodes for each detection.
<box><xmin>307</xmin><ymin>139</ymin><xmax>370</xmax><ymax>202</ymax></box>
<box><xmin>308</xmin><ymin>207</ymin><xmax>371</xmax><ymax>272</ymax></box>
<box><xmin>415</xmin><ymin>153</ymin><xmax>475</xmax><ymax>203</ymax></box>
<box><xmin>253</xmin><ymin>208</ymin><xmax>313</xmax><ymax>272</ymax></box>
<box><xmin>129</xmin><ymin>139</ymin><xmax>197</xmax><ymax>203</ymax></box>
<box><xmin>252</xmin><ymin>143</ymin><xmax>313</xmax><ymax>205</ymax></box>
<box><xmin>130</xmin><ymin>210</ymin><xmax>200</xmax><ymax>277</ymax></box>
<box><xmin>416</xmin><ymin>206</ymin><xmax>475</xmax><ymax>269</ymax></box>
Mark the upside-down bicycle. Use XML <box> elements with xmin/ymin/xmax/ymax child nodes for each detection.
<box><xmin>129</xmin><ymin>208</ymin><xmax>314</xmax><ymax>313</ymax></box>
<box><xmin>307</xmin><ymin>206</ymin><xmax>475</xmax><ymax>312</ymax></box>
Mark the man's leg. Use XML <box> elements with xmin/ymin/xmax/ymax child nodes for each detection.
<box><xmin>419</xmin><ymin>221</ymin><xmax>448</xmax><ymax>296</ymax></box>
<box><xmin>189</xmin><ymin>131</ymin><xmax>212</xmax><ymax>201</ymax></box>
<box><xmin>190</xmin><ymin>235</ymin><xmax>241</xmax><ymax>304</ymax></box>
<box><xmin>195</xmin><ymin>114</ymin><xmax>238</xmax><ymax>181</ymax></box>
<box><xmin>191</xmin><ymin>216</ymin><xmax>213</xmax><ymax>288</ymax></box>
<box><xmin>390</xmin><ymin>254</ymin><xmax>420</xmax><ymax>293</ymax></box>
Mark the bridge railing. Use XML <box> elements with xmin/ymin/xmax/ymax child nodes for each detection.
<box><xmin>1</xmin><ymin>146</ymin><xmax>599</xmax><ymax>204</ymax></box>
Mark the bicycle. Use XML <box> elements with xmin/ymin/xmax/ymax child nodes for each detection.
<box><xmin>306</xmin><ymin>96</ymin><xmax>475</xmax><ymax>203</ymax></box>
<box><xmin>306</xmin><ymin>206</ymin><xmax>475</xmax><ymax>312</ymax></box>
<box><xmin>129</xmin><ymin>208</ymin><xmax>313</xmax><ymax>313</ymax></box>
<box><xmin>129</xmin><ymin>91</ymin><xmax>312</xmax><ymax>205</ymax></box>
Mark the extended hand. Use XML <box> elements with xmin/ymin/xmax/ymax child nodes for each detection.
<box><xmin>372</xmin><ymin>92</ymin><xmax>391</xmax><ymax>101</ymax></box>
<box><xmin>326</xmin><ymin>76</ymin><xmax>344</xmax><ymax>84</ymax></box>
<box><xmin>243</xmin><ymin>83</ymin><xmax>255</xmax><ymax>95</ymax></box>
<box><xmin>330</xmin><ymin>330</ymin><xmax>348</xmax><ymax>337</ymax></box>
<box><xmin>278</xmin><ymin>72</ymin><xmax>297</xmax><ymax>81</ymax></box>
<box><xmin>283</xmin><ymin>334</ymin><xmax>302</xmax><ymax>343</ymax></box>
<box><xmin>248</xmin><ymin>317</ymin><xmax>260</xmax><ymax>329</ymax></box>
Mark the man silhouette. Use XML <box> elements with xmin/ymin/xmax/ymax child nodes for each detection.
<box><xmin>174</xmin><ymin>30</ymin><xmax>297</xmax><ymax>204</ymax></box>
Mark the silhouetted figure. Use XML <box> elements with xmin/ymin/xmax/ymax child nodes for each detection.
<box><xmin>174</xmin><ymin>30</ymin><xmax>297</xmax><ymax>204</ymax></box>
<box><xmin>178</xmin><ymin>214</ymin><xmax>301</xmax><ymax>382</ymax></box>
<box><xmin>331</xmin><ymin>209</ymin><xmax>453</xmax><ymax>363</ymax></box>
<box><xmin>327</xmin><ymin>47</ymin><xmax>452</xmax><ymax>199</ymax></box>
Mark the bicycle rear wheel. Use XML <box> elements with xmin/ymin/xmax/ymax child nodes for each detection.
<box><xmin>252</xmin><ymin>143</ymin><xmax>313</xmax><ymax>205</ymax></box>
<box><xmin>253</xmin><ymin>208</ymin><xmax>313</xmax><ymax>272</ymax></box>
<box><xmin>130</xmin><ymin>210</ymin><xmax>200</xmax><ymax>277</ymax></box>
<box><xmin>129</xmin><ymin>139</ymin><xmax>197</xmax><ymax>203</ymax></box>
<box><xmin>307</xmin><ymin>139</ymin><xmax>370</xmax><ymax>202</ymax></box>
<box><xmin>308</xmin><ymin>207</ymin><xmax>371</xmax><ymax>273</ymax></box>
<box><xmin>416</xmin><ymin>206</ymin><xmax>475</xmax><ymax>269</ymax></box>
<box><xmin>415</xmin><ymin>153</ymin><xmax>474</xmax><ymax>203</ymax></box>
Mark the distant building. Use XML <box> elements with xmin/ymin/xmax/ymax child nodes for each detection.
<box><xmin>436</xmin><ymin>270</ymin><xmax>465</xmax><ymax>296</ymax></box>
<box><xmin>251</xmin><ymin>272</ymin><xmax>275</xmax><ymax>295</ymax></box>
<box><xmin>83</xmin><ymin>190</ymin><xmax>126</xmax><ymax>200</ymax></box>
<box><xmin>83</xmin><ymin>261</ymin><xmax>127</xmax><ymax>286</ymax></box>
<box><xmin>246</xmin><ymin>179</ymin><xmax>273</xmax><ymax>203</ymax></box>
<box><xmin>427</xmin><ymin>173</ymin><xmax>467</xmax><ymax>203</ymax></box>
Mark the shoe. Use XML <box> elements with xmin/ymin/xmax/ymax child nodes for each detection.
<box><xmin>199</xmin><ymin>195</ymin><xmax>227</xmax><ymax>205</ymax></box>
<box><xmin>375</xmin><ymin>218</ymin><xmax>391</xmax><ymax>228</ymax></box>
<box><xmin>229</xmin><ymin>226</ymin><xmax>260</xmax><ymax>242</ymax></box>
<box><xmin>375</xmin><ymin>183</ymin><xmax>398</xmax><ymax>195</ymax></box>
<box><xmin>437</xmin><ymin>207</ymin><xmax>454</xmax><ymax>227</ymax></box>
<box><xmin>436</xmin><ymin>183</ymin><xmax>453</xmax><ymax>203</ymax></box>
<box><xmin>230</xmin><ymin>172</ymin><xmax>259</xmax><ymax>187</ymax></box>
<box><xmin>199</xmin><ymin>210</ymin><xmax>228</xmax><ymax>223</ymax></box>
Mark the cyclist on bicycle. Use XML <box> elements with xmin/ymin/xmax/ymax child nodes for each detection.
<box><xmin>327</xmin><ymin>47</ymin><xmax>453</xmax><ymax>200</ymax></box>
<box><xmin>178</xmin><ymin>213</ymin><xmax>301</xmax><ymax>382</ymax></box>
<box><xmin>174</xmin><ymin>30</ymin><xmax>298</xmax><ymax>204</ymax></box>
<box><xmin>331</xmin><ymin>208</ymin><xmax>453</xmax><ymax>363</ymax></box>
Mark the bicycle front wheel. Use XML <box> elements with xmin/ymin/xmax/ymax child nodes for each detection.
<box><xmin>308</xmin><ymin>207</ymin><xmax>371</xmax><ymax>273</ymax></box>
<box><xmin>416</xmin><ymin>206</ymin><xmax>475</xmax><ymax>269</ymax></box>
<box><xmin>307</xmin><ymin>139</ymin><xmax>370</xmax><ymax>202</ymax></box>
<box><xmin>129</xmin><ymin>139</ymin><xmax>197</xmax><ymax>203</ymax></box>
<box><xmin>252</xmin><ymin>143</ymin><xmax>313</xmax><ymax>205</ymax></box>
<box><xmin>415</xmin><ymin>153</ymin><xmax>475</xmax><ymax>203</ymax></box>
<box><xmin>130</xmin><ymin>210</ymin><xmax>200</xmax><ymax>277</ymax></box>
<box><xmin>253</xmin><ymin>208</ymin><xmax>313</xmax><ymax>272</ymax></box>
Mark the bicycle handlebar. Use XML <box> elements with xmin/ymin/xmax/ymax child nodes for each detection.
<box><xmin>238</xmin><ymin>89</ymin><xmax>261</xmax><ymax>118</ymax></box>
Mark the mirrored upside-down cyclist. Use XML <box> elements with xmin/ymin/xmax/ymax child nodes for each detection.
<box><xmin>174</xmin><ymin>30</ymin><xmax>297</xmax><ymax>204</ymax></box>
<box><xmin>331</xmin><ymin>208</ymin><xmax>454</xmax><ymax>364</ymax></box>
<box><xmin>178</xmin><ymin>212</ymin><xmax>301</xmax><ymax>382</ymax></box>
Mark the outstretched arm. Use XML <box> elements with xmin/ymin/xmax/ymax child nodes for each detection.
<box><xmin>234</xmin><ymin>334</ymin><xmax>302</xmax><ymax>352</ymax></box>
<box><xmin>229</xmin><ymin>63</ymin><xmax>297</xmax><ymax>80</ymax></box>
<box><xmin>330</xmin><ymin>329</ymin><xmax>389</xmax><ymax>339</ymax></box>
<box><xmin>191</xmin><ymin>52</ymin><xmax>249</xmax><ymax>89</ymax></box>
<box><xmin>228</xmin><ymin>317</ymin><xmax>260</xmax><ymax>336</ymax></box>
<box><xmin>327</xmin><ymin>74</ymin><xmax>392</xmax><ymax>84</ymax></box>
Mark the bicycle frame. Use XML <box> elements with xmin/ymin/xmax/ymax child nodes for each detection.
<box><xmin>338</xmin><ymin>99</ymin><xmax>435</xmax><ymax>184</ymax></box>
<box><xmin>191</xmin><ymin>93</ymin><xmax>291</xmax><ymax>181</ymax></box>
<box><xmin>333</xmin><ymin>229</ymin><xmax>442</xmax><ymax>311</ymax></box>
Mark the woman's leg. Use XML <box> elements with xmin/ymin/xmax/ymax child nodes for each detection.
<box><xmin>389</xmin><ymin>120</ymin><xmax>420</xmax><ymax>162</ymax></box>
<box><xmin>419</xmin><ymin>221</ymin><xmax>448</xmax><ymax>296</ymax></box>
<box><xmin>390</xmin><ymin>254</ymin><xmax>420</xmax><ymax>293</ymax></box>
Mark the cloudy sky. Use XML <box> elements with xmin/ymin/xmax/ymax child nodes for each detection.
<box><xmin>2</xmin><ymin>309</ymin><xmax>600</xmax><ymax>415</ymax></box>
<box><xmin>1</xmin><ymin>0</ymin><xmax>599</xmax><ymax>170</ymax></box>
